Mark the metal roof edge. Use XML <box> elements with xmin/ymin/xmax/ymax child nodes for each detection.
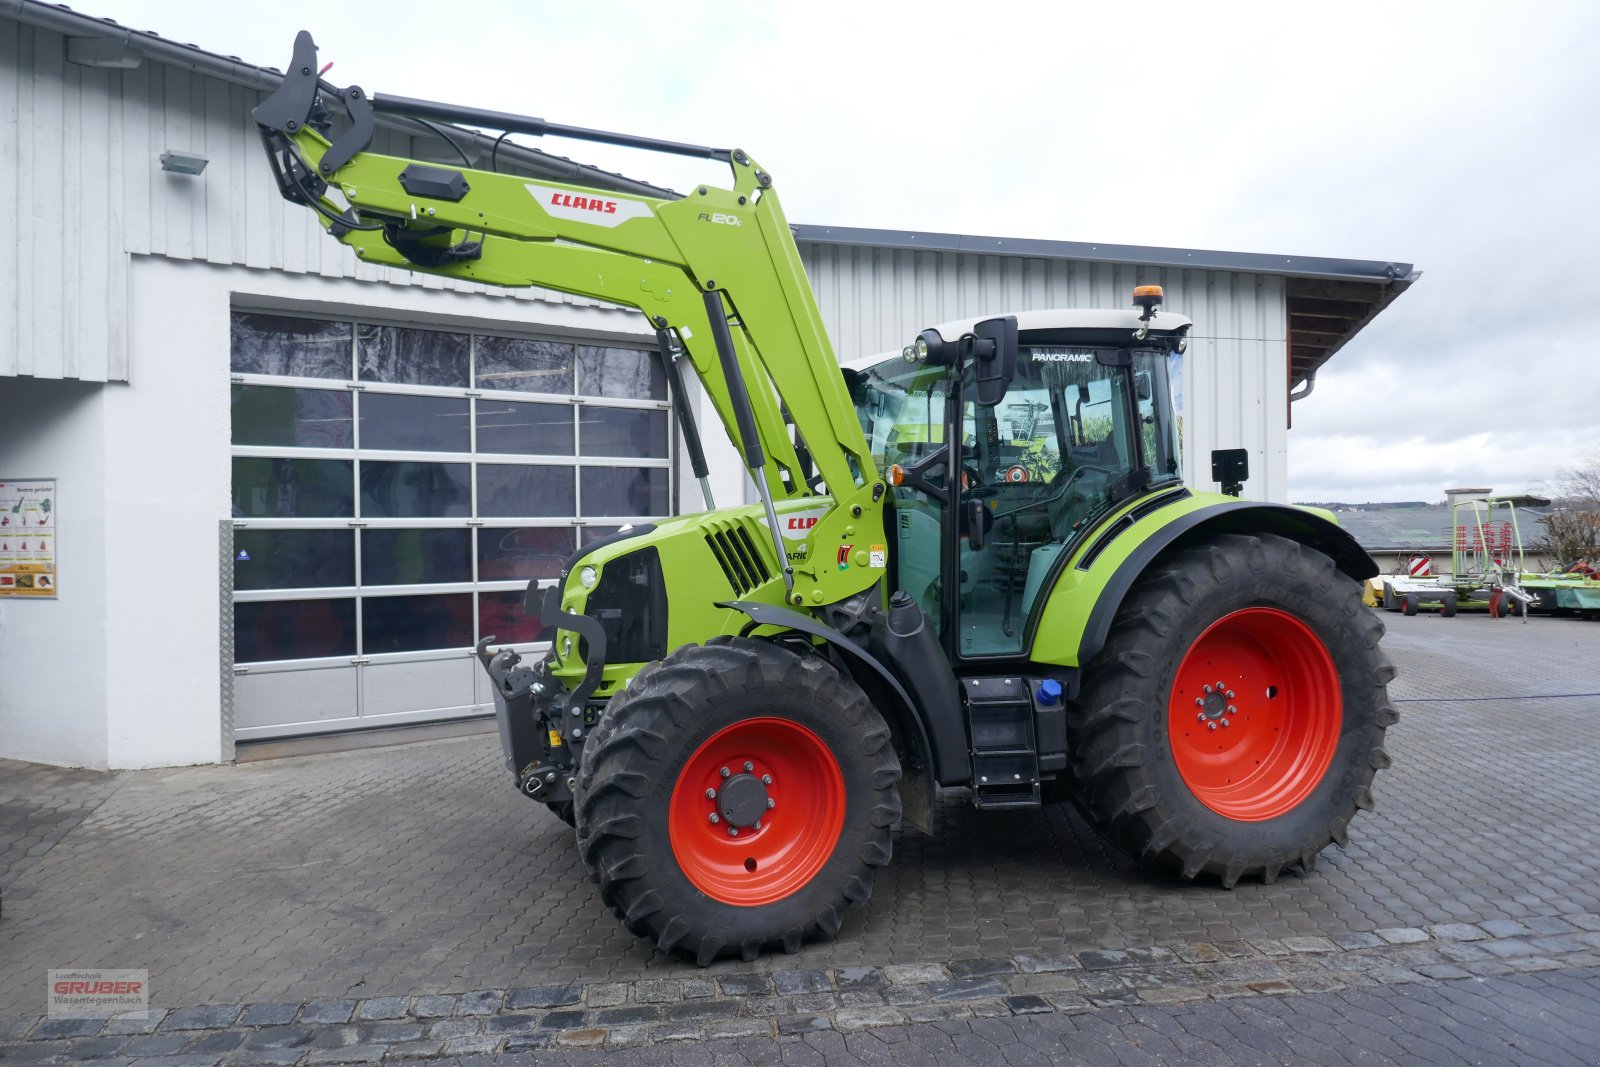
<box><xmin>790</xmin><ymin>223</ymin><xmax>1415</xmax><ymax>284</ymax></box>
<box><xmin>5</xmin><ymin>0</ymin><xmax>676</xmax><ymax>200</ymax></box>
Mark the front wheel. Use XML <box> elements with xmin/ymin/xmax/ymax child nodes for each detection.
<box><xmin>575</xmin><ymin>637</ymin><xmax>900</xmax><ymax>965</ymax></box>
<box><xmin>1070</xmin><ymin>533</ymin><xmax>1398</xmax><ymax>888</ymax></box>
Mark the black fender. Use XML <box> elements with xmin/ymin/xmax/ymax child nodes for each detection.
<box><xmin>721</xmin><ymin>599</ymin><xmax>967</xmax><ymax>801</ymax></box>
<box><xmin>1078</xmin><ymin>501</ymin><xmax>1379</xmax><ymax>666</ymax></box>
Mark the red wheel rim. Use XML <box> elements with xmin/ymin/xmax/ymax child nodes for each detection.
<box><xmin>1167</xmin><ymin>608</ymin><xmax>1342</xmax><ymax>822</ymax></box>
<box><xmin>668</xmin><ymin>718</ymin><xmax>845</xmax><ymax>906</ymax></box>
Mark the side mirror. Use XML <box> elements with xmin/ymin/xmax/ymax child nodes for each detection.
<box><xmin>1135</xmin><ymin>372</ymin><xmax>1152</xmax><ymax>402</ymax></box>
<box><xmin>971</xmin><ymin>316</ymin><xmax>1018</xmax><ymax>407</ymax></box>
<box><xmin>1211</xmin><ymin>448</ymin><xmax>1249</xmax><ymax>497</ymax></box>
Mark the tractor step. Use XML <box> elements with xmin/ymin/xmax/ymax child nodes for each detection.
<box><xmin>973</xmin><ymin>782</ymin><xmax>1042</xmax><ymax>810</ymax></box>
<box><xmin>964</xmin><ymin>677</ymin><xmax>1042</xmax><ymax>810</ymax></box>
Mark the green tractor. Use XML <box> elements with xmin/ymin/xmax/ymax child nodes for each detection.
<box><xmin>254</xmin><ymin>35</ymin><xmax>1397</xmax><ymax>965</ymax></box>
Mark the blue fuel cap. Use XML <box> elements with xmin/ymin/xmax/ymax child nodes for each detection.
<box><xmin>1036</xmin><ymin>678</ymin><xmax>1063</xmax><ymax>706</ymax></box>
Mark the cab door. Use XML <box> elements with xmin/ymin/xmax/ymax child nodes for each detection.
<box><xmin>949</xmin><ymin>348</ymin><xmax>1139</xmax><ymax>660</ymax></box>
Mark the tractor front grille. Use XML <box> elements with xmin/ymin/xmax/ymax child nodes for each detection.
<box><xmin>705</xmin><ymin>522</ymin><xmax>772</xmax><ymax>596</ymax></box>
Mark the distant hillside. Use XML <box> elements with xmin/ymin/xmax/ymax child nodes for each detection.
<box><xmin>1292</xmin><ymin>501</ymin><xmax>1433</xmax><ymax>511</ymax></box>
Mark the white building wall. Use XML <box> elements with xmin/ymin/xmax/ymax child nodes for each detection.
<box><xmin>798</xmin><ymin>244</ymin><xmax>1290</xmax><ymax>503</ymax></box>
<box><xmin>0</xmin><ymin>379</ymin><xmax>111</xmax><ymax>767</ymax></box>
<box><xmin>0</xmin><ymin>17</ymin><xmax>612</xmax><ymax>384</ymax></box>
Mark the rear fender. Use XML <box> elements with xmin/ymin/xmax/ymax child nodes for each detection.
<box><xmin>1031</xmin><ymin>495</ymin><xmax>1379</xmax><ymax>668</ymax></box>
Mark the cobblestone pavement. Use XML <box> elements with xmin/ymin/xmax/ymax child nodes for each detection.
<box><xmin>0</xmin><ymin>611</ymin><xmax>1596</xmax><ymax>1064</ymax></box>
<box><xmin>0</xmin><ymin>762</ymin><xmax>124</xmax><ymax>894</ymax></box>
<box><xmin>3</xmin><ymin>917</ymin><xmax>1600</xmax><ymax>1063</ymax></box>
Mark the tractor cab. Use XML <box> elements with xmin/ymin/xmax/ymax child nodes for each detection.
<box><xmin>849</xmin><ymin>301</ymin><xmax>1188</xmax><ymax>660</ymax></box>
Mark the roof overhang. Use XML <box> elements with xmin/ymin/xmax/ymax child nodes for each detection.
<box><xmin>1286</xmin><ymin>275</ymin><xmax>1418</xmax><ymax>388</ymax></box>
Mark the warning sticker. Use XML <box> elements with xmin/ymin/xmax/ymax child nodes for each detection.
<box><xmin>868</xmin><ymin>544</ymin><xmax>886</xmax><ymax>568</ymax></box>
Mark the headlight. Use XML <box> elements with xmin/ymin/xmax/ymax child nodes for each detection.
<box><xmin>914</xmin><ymin>336</ymin><xmax>930</xmax><ymax>361</ymax></box>
<box><xmin>579</xmin><ymin>565</ymin><xmax>599</xmax><ymax>589</ymax></box>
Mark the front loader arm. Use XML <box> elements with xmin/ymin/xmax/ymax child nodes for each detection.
<box><xmin>254</xmin><ymin>32</ymin><xmax>889</xmax><ymax>608</ymax></box>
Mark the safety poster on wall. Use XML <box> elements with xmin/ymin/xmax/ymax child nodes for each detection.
<box><xmin>0</xmin><ymin>478</ymin><xmax>57</xmax><ymax>598</ymax></box>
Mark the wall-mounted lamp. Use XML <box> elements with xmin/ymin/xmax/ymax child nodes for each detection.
<box><xmin>160</xmin><ymin>151</ymin><xmax>208</xmax><ymax>176</ymax></box>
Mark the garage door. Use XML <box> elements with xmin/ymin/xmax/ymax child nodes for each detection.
<box><xmin>228</xmin><ymin>310</ymin><xmax>673</xmax><ymax>740</ymax></box>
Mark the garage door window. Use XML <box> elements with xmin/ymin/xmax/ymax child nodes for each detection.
<box><xmin>230</xmin><ymin>311</ymin><xmax>674</xmax><ymax>738</ymax></box>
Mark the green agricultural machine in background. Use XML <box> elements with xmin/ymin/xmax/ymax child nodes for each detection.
<box><xmin>254</xmin><ymin>34</ymin><xmax>1398</xmax><ymax>966</ymax></box>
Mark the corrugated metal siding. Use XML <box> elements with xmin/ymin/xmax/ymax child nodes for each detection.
<box><xmin>0</xmin><ymin>18</ymin><xmax>611</xmax><ymax>383</ymax></box>
<box><xmin>798</xmin><ymin>243</ymin><xmax>1290</xmax><ymax>501</ymax></box>
<box><xmin>1</xmin><ymin>22</ymin><xmax>128</xmax><ymax>380</ymax></box>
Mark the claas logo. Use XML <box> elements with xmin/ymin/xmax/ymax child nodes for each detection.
<box><xmin>785</xmin><ymin>516</ymin><xmax>817</xmax><ymax>532</ymax></box>
<box><xmin>549</xmin><ymin>192</ymin><xmax>618</xmax><ymax>215</ymax></box>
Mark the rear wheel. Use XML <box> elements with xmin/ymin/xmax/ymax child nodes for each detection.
<box><xmin>1070</xmin><ymin>533</ymin><xmax>1397</xmax><ymax>887</ymax></box>
<box><xmin>1401</xmin><ymin>594</ymin><xmax>1419</xmax><ymax>616</ymax></box>
<box><xmin>1439</xmin><ymin>594</ymin><xmax>1458</xmax><ymax>619</ymax></box>
<box><xmin>575</xmin><ymin>637</ymin><xmax>900</xmax><ymax>965</ymax></box>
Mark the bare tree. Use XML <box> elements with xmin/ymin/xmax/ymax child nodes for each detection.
<box><xmin>1536</xmin><ymin>451</ymin><xmax>1600</xmax><ymax>567</ymax></box>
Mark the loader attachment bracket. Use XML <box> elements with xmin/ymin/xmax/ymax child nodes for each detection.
<box><xmin>252</xmin><ymin>30</ymin><xmax>375</xmax><ymax>180</ymax></box>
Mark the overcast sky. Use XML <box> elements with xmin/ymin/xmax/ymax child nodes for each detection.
<box><xmin>88</xmin><ymin>0</ymin><xmax>1600</xmax><ymax>503</ymax></box>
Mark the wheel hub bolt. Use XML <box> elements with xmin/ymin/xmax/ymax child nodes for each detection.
<box><xmin>1197</xmin><ymin>712</ymin><xmax>1206</xmax><ymax>722</ymax></box>
<box><xmin>1207</xmin><ymin>722</ymin><xmax>1218</xmax><ymax>731</ymax></box>
<box><xmin>1226</xmin><ymin>690</ymin><xmax>1236</xmax><ymax>699</ymax></box>
<box><xmin>753</xmin><ymin>819</ymin><xmax>762</xmax><ymax>830</ymax></box>
<box><xmin>1227</xmin><ymin>705</ymin><xmax>1237</xmax><ymax>714</ymax></box>
<box><xmin>1220</xmin><ymin>719</ymin><xmax>1230</xmax><ymax>727</ymax></box>
<box><xmin>709</xmin><ymin>813</ymin><xmax>720</xmax><ymax>824</ymax></box>
<box><xmin>1203</xmin><ymin>685</ymin><xmax>1213</xmax><ymax>694</ymax></box>
<box><xmin>743</xmin><ymin>761</ymin><xmax>754</xmax><ymax>772</ymax></box>
<box><xmin>761</xmin><ymin>774</ymin><xmax>773</xmax><ymax>785</ymax></box>
<box><xmin>1195</xmin><ymin>698</ymin><xmax>1204</xmax><ymax>707</ymax></box>
<box><xmin>767</xmin><ymin>798</ymin><xmax>775</xmax><ymax>809</ymax></box>
<box><xmin>705</xmin><ymin>788</ymin><xmax>716</xmax><ymax>799</ymax></box>
<box><xmin>727</xmin><ymin>826</ymin><xmax>739</xmax><ymax>837</ymax></box>
<box><xmin>1216</xmin><ymin>679</ymin><xmax>1226</xmax><ymax>690</ymax></box>
<box><xmin>720</xmin><ymin>766</ymin><xmax>731</xmax><ymax>778</ymax></box>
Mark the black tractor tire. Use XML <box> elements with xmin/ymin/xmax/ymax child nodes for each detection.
<box><xmin>1439</xmin><ymin>594</ymin><xmax>1458</xmax><ymax>619</ymax></box>
<box><xmin>1401</xmin><ymin>594</ymin><xmax>1419</xmax><ymax>617</ymax></box>
<box><xmin>574</xmin><ymin>636</ymin><xmax>900</xmax><ymax>965</ymax></box>
<box><xmin>1069</xmin><ymin>532</ymin><xmax>1398</xmax><ymax>889</ymax></box>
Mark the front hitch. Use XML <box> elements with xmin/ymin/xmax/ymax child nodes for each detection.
<box><xmin>475</xmin><ymin>582</ymin><xmax>609</xmax><ymax>802</ymax></box>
